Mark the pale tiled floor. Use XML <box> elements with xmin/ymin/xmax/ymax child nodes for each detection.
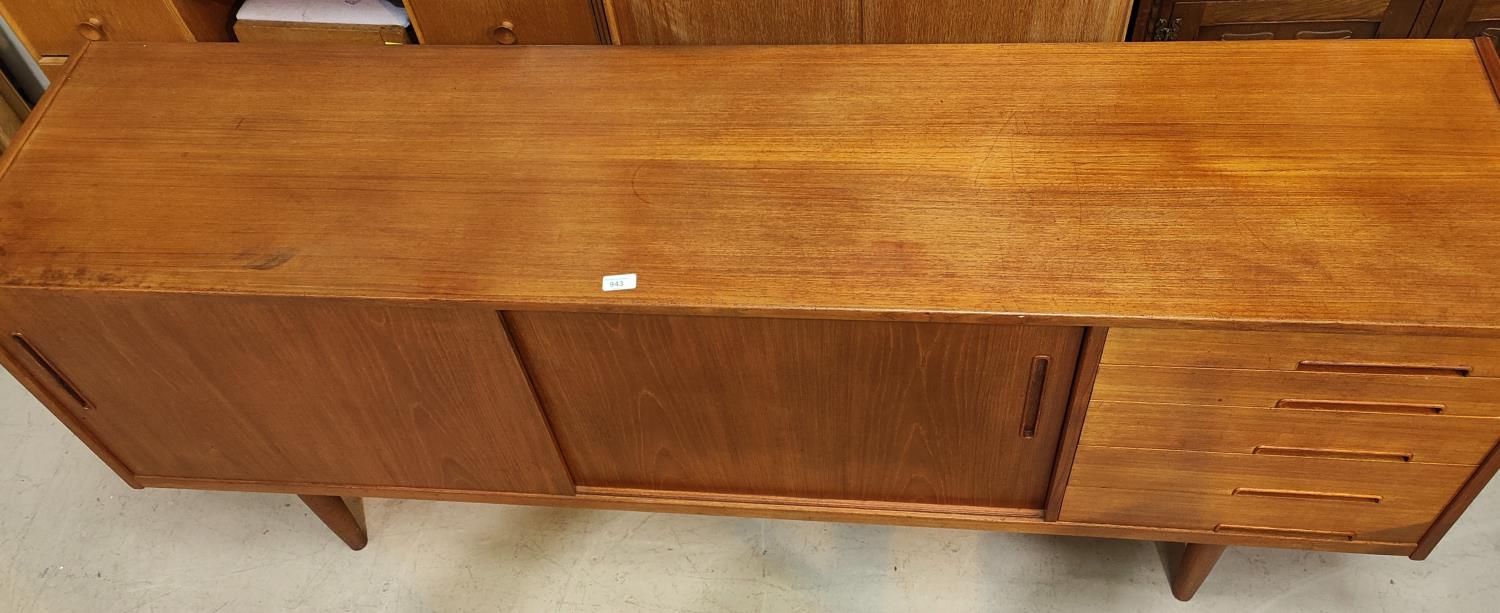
<box><xmin>2</xmin><ymin>371</ymin><xmax>1496</xmax><ymax>613</ymax></box>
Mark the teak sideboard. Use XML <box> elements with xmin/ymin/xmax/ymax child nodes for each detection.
<box><xmin>1</xmin><ymin>40</ymin><xmax>1499</xmax><ymax>601</ymax></box>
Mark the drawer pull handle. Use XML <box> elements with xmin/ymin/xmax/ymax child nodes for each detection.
<box><xmin>76</xmin><ymin>17</ymin><xmax>106</xmax><ymax>42</ymax></box>
<box><xmin>1252</xmin><ymin>445</ymin><xmax>1412</xmax><ymax>463</ymax></box>
<box><xmin>1232</xmin><ymin>487</ymin><xmax>1381</xmax><ymax>504</ymax></box>
<box><xmin>1019</xmin><ymin>355</ymin><xmax>1050</xmax><ymax>438</ymax></box>
<box><xmin>1221</xmin><ymin>31</ymin><xmax>1275</xmax><ymax>41</ymax></box>
<box><xmin>1214</xmin><ymin>524</ymin><xmax>1356</xmax><ymax>541</ymax></box>
<box><xmin>10</xmin><ymin>333</ymin><xmax>92</xmax><ymax>410</ymax></box>
<box><xmin>490</xmin><ymin>21</ymin><xmax>519</xmax><ymax>45</ymax></box>
<box><xmin>1295</xmin><ymin>29</ymin><xmax>1353</xmax><ymax>40</ymax></box>
<box><xmin>1274</xmin><ymin>399</ymin><xmax>1444</xmax><ymax>415</ymax></box>
<box><xmin>1296</xmin><ymin>360</ymin><xmax>1470</xmax><ymax>377</ymax></box>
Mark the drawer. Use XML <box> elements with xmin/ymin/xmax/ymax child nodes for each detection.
<box><xmin>1103</xmin><ymin>328</ymin><xmax>1500</xmax><ymax>377</ymax></box>
<box><xmin>608</xmin><ymin>0</ymin><xmax>861</xmax><ymax>45</ymax></box>
<box><xmin>1092</xmin><ymin>364</ymin><xmax>1500</xmax><ymax>418</ymax></box>
<box><xmin>405</xmin><ymin>0</ymin><xmax>604</xmax><ymax>45</ymax></box>
<box><xmin>1081</xmin><ymin>401</ymin><xmax>1500</xmax><ymax>465</ymax></box>
<box><xmin>1060</xmin><ymin>446</ymin><xmax>1471</xmax><ymax>543</ymax></box>
<box><xmin>1161</xmin><ymin>0</ymin><xmax>1424</xmax><ymax>40</ymax></box>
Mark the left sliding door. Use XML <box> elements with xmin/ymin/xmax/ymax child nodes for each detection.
<box><xmin>0</xmin><ymin>290</ymin><xmax>574</xmax><ymax>495</ymax></box>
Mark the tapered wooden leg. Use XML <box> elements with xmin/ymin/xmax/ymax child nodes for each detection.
<box><xmin>1170</xmin><ymin>543</ymin><xmax>1227</xmax><ymax>601</ymax></box>
<box><xmin>298</xmin><ymin>495</ymin><xmax>368</xmax><ymax>550</ymax></box>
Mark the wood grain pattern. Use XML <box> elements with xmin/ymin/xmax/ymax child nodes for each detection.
<box><xmin>1081</xmin><ymin>401</ymin><xmax>1500</xmax><ymax>465</ymax></box>
<box><xmin>509</xmin><ymin>312</ymin><xmax>1082</xmax><ymax>510</ymax></box>
<box><xmin>233</xmin><ymin>21</ymin><xmax>413</xmax><ymax>45</ymax></box>
<box><xmin>0</xmin><ymin>290</ymin><xmax>575</xmax><ymax>494</ymax></box>
<box><xmin>1482</xmin><ymin>35</ymin><xmax>1500</xmax><ymax>99</ymax></box>
<box><xmin>405</xmin><ymin>0</ymin><xmax>604</xmax><ymax>45</ymax></box>
<box><xmin>1103</xmin><ymin>328</ymin><xmax>1500</xmax><ymax>376</ymax></box>
<box><xmin>1148</xmin><ymin>0</ymin><xmax>1424</xmax><ymax>40</ymax></box>
<box><xmin>0</xmin><ymin>42</ymin><xmax>1497</xmax><ymax>334</ymax></box>
<box><xmin>1092</xmin><ymin>364</ymin><xmax>1500</xmax><ymax>417</ymax></box>
<box><xmin>863</xmin><ymin>0</ymin><xmax>1132</xmax><ymax>43</ymax></box>
<box><xmin>1060</xmin><ymin>446</ymin><xmax>1471</xmax><ymax>542</ymax></box>
<box><xmin>607</xmin><ymin>0</ymin><xmax>859</xmax><ymax>44</ymax></box>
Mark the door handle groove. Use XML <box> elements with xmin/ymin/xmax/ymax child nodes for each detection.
<box><xmin>1252</xmin><ymin>445</ymin><xmax>1412</xmax><ymax>463</ymax></box>
<box><xmin>1019</xmin><ymin>355</ymin><xmax>1050</xmax><ymax>439</ymax></box>
<box><xmin>1296</xmin><ymin>360</ymin><xmax>1470</xmax><ymax>377</ymax></box>
<box><xmin>1214</xmin><ymin>524</ymin><xmax>1356</xmax><ymax>541</ymax></box>
<box><xmin>1274</xmin><ymin>398</ymin><xmax>1444</xmax><ymax>415</ymax></box>
<box><xmin>1231</xmin><ymin>487</ymin><xmax>1381</xmax><ymax>504</ymax></box>
<box><xmin>11</xmin><ymin>333</ymin><xmax>92</xmax><ymax>410</ymax></box>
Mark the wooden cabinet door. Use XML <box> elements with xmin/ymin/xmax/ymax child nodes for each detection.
<box><xmin>509</xmin><ymin>313</ymin><xmax>1083</xmax><ymax>511</ymax></box>
<box><xmin>405</xmin><ymin>0</ymin><xmax>606</xmax><ymax>45</ymax></box>
<box><xmin>0</xmin><ymin>0</ymin><xmax>233</xmax><ymax>60</ymax></box>
<box><xmin>1146</xmin><ymin>0</ymin><xmax>1426</xmax><ymax>40</ymax></box>
<box><xmin>0</xmin><ymin>291</ymin><xmax>574</xmax><ymax>494</ymax></box>
<box><xmin>1426</xmin><ymin>0</ymin><xmax>1500</xmax><ymax>42</ymax></box>
<box><xmin>863</xmin><ymin>0</ymin><xmax>1134</xmax><ymax>43</ymax></box>
<box><xmin>607</xmin><ymin>0</ymin><xmax>860</xmax><ymax>44</ymax></box>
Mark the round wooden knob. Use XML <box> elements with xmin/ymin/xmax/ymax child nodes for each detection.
<box><xmin>76</xmin><ymin>17</ymin><xmax>106</xmax><ymax>41</ymax></box>
<box><xmin>490</xmin><ymin>21</ymin><xmax>518</xmax><ymax>45</ymax></box>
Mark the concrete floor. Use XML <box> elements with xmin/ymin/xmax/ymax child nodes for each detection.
<box><xmin>2</xmin><ymin>372</ymin><xmax>1497</xmax><ymax>612</ymax></box>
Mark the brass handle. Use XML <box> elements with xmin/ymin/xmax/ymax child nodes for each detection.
<box><xmin>1221</xmin><ymin>31</ymin><xmax>1275</xmax><ymax>41</ymax></box>
<box><xmin>11</xmin><ymin>333</ymin><xmax>92</xmax><ymax>410</ymax></box>
<box><xmin>1019</xmin><ymin>355</ymin><xmax>1050</xmax><ymax>438</ymax></box>
<box><xmin>490</xmin><ymin>21</ymin><xmax>518</xmax><ymax>45</ymax></box>
<box><xmin>76</xmin><ymin>17</ymin><xmax>106</xmax><ymax>41</ymax></box>
<box><xmin>1295</xmin><ymin>29</ymin><xmax>1353</xmax><ymax>40</ymax></box>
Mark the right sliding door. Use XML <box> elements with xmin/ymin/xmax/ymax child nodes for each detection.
<box><xmin>508</xmin><ymin>313</ymin><xmax>1083</xmax><ymax>512</ymax></box>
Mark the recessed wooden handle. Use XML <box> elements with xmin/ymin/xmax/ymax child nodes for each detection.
<box><xmin>1231</xmin><ymin>487</ymin><xmax>1382</xmax><ymax>504</ymax></box>
<box><xmin>76</xmin><ymin>17</ymin><xmax>106</xmax><ymax>41</ymax></box>
<box><xmin>1274</xmin><ymin>398</ymin><xmax>1444</xmax><ymax>415</ymax></box>
<box><xmin>1214</xmin><ymin>524</ymin><xmax>1356</xmax><ymax>541</ymax></box>
<box><xmin>1018</xmin><ymin>355</ymin><xmax>1050</xmax><ymax>438</ymax></box>
<box><xmin>1295</xmin><ymin>29</ymin><xmax>1353</xmax><ymax>39</ymax></box>
<box><xmin>490</xmin><ymin>21</ymin><xmax>518</xmax><ymax>45</ymax></box>
<box><xmin>1296</xmin><ymin>360</ymin><xmax>1470</xmax><ymax>377</ymax></box>
<box><xmin>11</xmin><ymin>333</ymin><xmax>92</xmax><ymax>410</ymax></box>
<box><xmin>1252</xmin><ymin>445</ymin><xmax>1412</xmax><ymax>463</ymax></box>
<box><xmin>1221</xmin><ymin>31</ymin><xmax>1275</xmax><ymax>41</ymax></box>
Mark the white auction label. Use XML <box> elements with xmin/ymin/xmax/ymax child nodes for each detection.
<box><xmin>602</xmin><ymin>273</ymin><xmax>637</xmax><ymax>292</ymax></box>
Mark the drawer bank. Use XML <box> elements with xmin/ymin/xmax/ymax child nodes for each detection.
<box><xmin>1</xmin><ymin>40</ymin><xmax>1499</xmax><ymax>601</ymax></box>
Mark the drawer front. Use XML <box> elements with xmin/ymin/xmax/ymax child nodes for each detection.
<box><xmin>608</xmin><ymin>0</ymin><xmax>861</xmax><ymax>45</ymax></box>
<box><xmin>0</xmin><ymin>0</ymin><xmax>189</xmax><ymax>59</ymax></box>
<box><xmin>406</xmin><ymin>0</ymin><xmax>604</xmax><ymax>45</ymax></box>
<box><xmin>1092</xmin><ymin>364</ymin><xmax>1500</xmax><ymax>417</ymax></box>
<box><xmin>1081</xmin><ymin>400</ymin><xmax>1500</xmax><ymax>465</ymax></box>
<box><xmin>1103</xmin><ymin>328</ymin><xmax>1500</xmax><ymax>377</ymax></box>
<box><xmin>1060</xmin><ymin>446</ymin><xmax>1471</xmax><ymax>543</ymax></box>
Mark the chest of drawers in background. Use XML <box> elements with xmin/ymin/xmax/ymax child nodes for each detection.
<box><xmin>0</xmin><ymin>0</ymin><xmax>236</xmax><ymax>79</ymax></box>
<box><xmin>1061</xmin><ymin>329</ymin><xmax>1500</xmax><ymax>553</ymax></box>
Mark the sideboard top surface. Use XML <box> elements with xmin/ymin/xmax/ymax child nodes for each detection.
<box><xmin>1</xmin><ymin>41</ymin><xmax>1498</xmax><ymax>334</ymax></box>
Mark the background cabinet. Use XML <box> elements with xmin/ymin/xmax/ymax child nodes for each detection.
<box><xmin>0</xmin><ymin>0</ymin><xmax>235</xmax><ymax>78</ymax></box>
<box><xmin>1426</xmin><ymin>0</ymin><xmax>1500</xmax><ymax>41</ymax></box>
<box><xmin>1135</xmin><ymin>0</ymin><xmax>1428</xmax><ymax>41</ymax></box>
<box><xmin>607</xmin><ymin>0</ymin><xmax>860</xmax><ymax>45</ymax></box>
<box><xmin>864</xmin><ymin>0</ymin><xmax>1132</xmax><ymax>43</ymax></box>
<box><xmin>405</xmin><ymin>0</ymin><xmax>608</xmax><ymax>45</ymax></box>
<box><xmin>0</xmin><ymin>292</ymin><xmax>575</xmax><ymax>494</ymax></box>
<box><xmin>509</xmin><ymin>313</ymin><xmax>1083</xmax><ymax>510</ymax></box>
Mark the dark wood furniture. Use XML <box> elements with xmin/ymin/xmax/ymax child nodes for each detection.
<box><xmin>1132</xmin><ymin>0</ymin><xmax>1499</xmax><ymax>41</ymax></box>
<box><xmin>405</xmin><ymin>0</ymin><xmax>1133</xmax><ymax>44</ymax></box>
<box><xmin>1</xmin><ymin>39</ymin><xmax>1499</xmax><ymax>601</ymax></box>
